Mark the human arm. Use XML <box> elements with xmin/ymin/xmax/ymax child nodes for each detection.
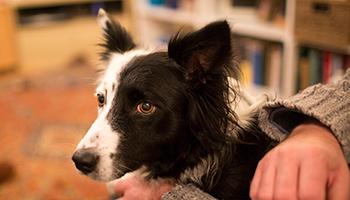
<box><xmin>258</xmin><ymin>69</ymin><xmax>350</xmax><ymax>162</ymax></box>
<box><xmin>110</xmin><ymin>171</ymin><xmax>216</xmax><ymax>200</ymax></box>
<box><xmin>250</xmin><ymin>120</ymin><xmax>349</xmax><ymax>199</ymax></box>
<box><xmin>109</xmin><ymin>171</ymin><xmax>175</xmax><ymax>200</ymax></box>
<box><xmin>250</xmin><ymin>69</ymin><xmax>350</xmax><ymax>200</ymax></box>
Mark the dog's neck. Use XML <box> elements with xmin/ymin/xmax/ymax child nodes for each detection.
<box><xmin>178</xmin><ymin>151</ymin><xmax>224</xmax><ymax>190</ymax></box>
<box><xmin>177</xmin><ymin>87</ymin><xmax>269</xmax><ymax>190</ymax></box>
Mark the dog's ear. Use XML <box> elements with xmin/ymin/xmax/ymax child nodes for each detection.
<box><xmin>169</xmin><ymin>21</ymin><xmax>238</xmax><ymax>152</ymax></box>
<box><xmin>168</xmin><ymin>20</ymin><xmax>233</xmax><ymax>88</ymax></box>
<box><xmin>97</xmin><ymin>9</ymin><xmax>136</xmax><ymax>60</ymax></box>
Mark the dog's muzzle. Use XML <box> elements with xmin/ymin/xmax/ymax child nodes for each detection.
<box><xmin>72</xmin><ymin>148</ymin><xmax>99</xmax><ymax>174</ymax></box>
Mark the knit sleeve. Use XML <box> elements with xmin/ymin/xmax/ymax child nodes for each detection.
<box><xmin>259</xmin><ymin>69</ymin><xmax>350</xmax><ymax>162</ymax></box>
<box><xmin>161</xmin><ymin>184</ymin><xmax>216</xmax><ymax>200</ymax></box>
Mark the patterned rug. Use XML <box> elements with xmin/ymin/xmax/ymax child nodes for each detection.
<box><xmin>0</xmin><ymin>68</ymin><xmax>110</xmax><ymax>200</ymax></box>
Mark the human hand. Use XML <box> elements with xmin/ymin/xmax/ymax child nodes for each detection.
<box><xmin>250</xmin><ymin>122</ymin><xmax>350</xmax><ymax>200</ymax></box>
<box><xmin>113</xmin><ymin>171</ymin><xmax>174</xmax><ymax>200</ymax></box>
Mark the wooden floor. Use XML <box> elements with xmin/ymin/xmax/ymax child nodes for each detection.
<box><xmin>0</xmin><ymin>67</ymin><xmax>110</xmax><ymax>200</ymax></box>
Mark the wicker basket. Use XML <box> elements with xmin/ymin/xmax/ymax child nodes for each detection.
<box><xmin>295</xmin><ymin>0</ymin><xmax>350</xmax><ymax>51</ymax></box>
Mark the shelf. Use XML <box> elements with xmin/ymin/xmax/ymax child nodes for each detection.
<box><xmin>7</xmin><ymin>0</ymin><xmax>119</xmax><ymax>9</ymax></box>
<box><xmin>140</xmin><ymin>5</ymin><xmax>286</xmax><ymax>42</ymax></box>
<box><xmin>141</xmin><ymin>5</ymin><xmax>194</xmax><ymax>25</ymax></box>
<box><xmin>230</xmin><ymin>21</ymin><xmax>285</xmax><ymax>42</ymax></box>
<box><xmin>298</xmin><ymin>40</ymin><xmax>350</xmax><ymax>55</ymax></box>
<box><xmin>132</xmin><ymin>0</ymin><xmax>297</xmax><ymax>96</ymax></box>
<box><xmin>227</xmin><ymin>9</ymin><xmax>285</xmax><ymax>42</ymax></box>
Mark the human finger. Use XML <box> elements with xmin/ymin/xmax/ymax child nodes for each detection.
<box><xmin>114</xmin><ymin>178</ymin><xmax>129</xmax><ymax>197</ymax></box>
<box><xmin>255</xmin><ymin>155</ymin><xmax>277</xmax><ymax>199</ymax></box>
<box><xmin>250</xmin><ymin>160</ymin><xmax>263</xmax><ymax>198</ymax></box>
<box><xmin>327</xmin><ymin>163</ymin><xmax>350</xmax><ymax>200</ymax></box>
<box><xmin>273</xmin><ymin>153</ymin><xmax>299</xmax><ymax>200</ymax></box>
<box><xmin>298</xmin><ymin>158</ymin><xmax>327</xmax><ymax>199</ymax></box>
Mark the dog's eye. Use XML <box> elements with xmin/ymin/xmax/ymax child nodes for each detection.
<box><xmin>97</xmin><ymin>93</ymin><xmax>105</xmax><ymax>107</ymax></box>
<box><xmin>136</xmin><ymin>102</ymin><xmax>156</xmax><ymax>115</ymax></box>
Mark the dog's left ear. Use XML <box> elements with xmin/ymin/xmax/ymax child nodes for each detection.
<box><xmin>169</xmin><ymin>21</ymin><xmax>237</xmax><ymax>152</ymax></box>
<box><xmin>168</xmin><ymin>21</ymin><xmax>233</xmax><ymax>87</ymax></box>
<box><xmin>97</xmin><ymin>9</ymin><xmax>136</xmax><ymax>60</ymax></box>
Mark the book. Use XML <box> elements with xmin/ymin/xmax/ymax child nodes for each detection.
<box><xmin>240</xmin><ymin>60</ymin><xmax>253</xmax><ymax>86</ymax></box>
<box><xmin>235</xmin><ymin>37</ymin><xmax>282</xmax><ymax>90</ymax></box>
<box><xmin>235</xmin><ymin>37</ymin><xmax>254</xmax><ymax>86</ymax></box>
<box><xmin>267</xmin><ymin>44</ymin><xmax>282</xmax><ymax>90</ymax></box>
<box><xmin>330</xmin><ymin>53</ymin><xmax>344</xmax><ymax>83</ymax></box>
<box><xmin>250</xmin><ymin>41</ymin><xmax>265</xmax><ymax>85</ymax></box>
<box><xmin>298</xmin><ymin>47</ymin><xmax>349</xmax><ymax>89</ymax></box>
<box><xmin>309</xmin><ymin>49</ymin><xmax>322</xmax><ymax>85</ymax></box>
<box><xmin>298</xmin><ymin>47</ymin><xmax>310</xmax><ymax>90</ymax></box>
<box><xmin>322</xmin><ymin>51</ymin><xmax>332</xmax><ymax>84</ymax></box>
<box><xmin>149</xmin><ymin>0</ymin><xmax>166</xmax><ymax>6</ymax></box>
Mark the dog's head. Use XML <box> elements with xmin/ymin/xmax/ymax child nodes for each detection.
<box><xmin>72</xmin><ymin>9</ymin><xmax>239</xmax><ymax>182</ymax></box>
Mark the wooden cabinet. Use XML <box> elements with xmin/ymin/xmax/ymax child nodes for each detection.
<box><xmin>0</xmin><ymin>4</ymin><xmax>17</xmax><ymax>71</ymax></box>
<box><xmin>1</xmin><ymin>0</ymin><xmax>124</xmax><ymax>74</ymax></box>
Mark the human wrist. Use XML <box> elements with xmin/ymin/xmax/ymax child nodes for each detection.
<box><xmin>290</xmin><ymin>121</ymin><xmax>342</xmax><ymax>151</ymax></box>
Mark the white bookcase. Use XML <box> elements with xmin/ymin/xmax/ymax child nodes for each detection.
<box><xmin>130</xmin><ymin>0</ymin><xmax>297</xmax><ymax>96</ymax></box>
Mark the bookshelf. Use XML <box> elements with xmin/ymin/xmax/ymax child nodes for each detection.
<box><xmin>131</xmin><ymin>0</ymin><xmax>297</xmax><ymax>96</ymax></box>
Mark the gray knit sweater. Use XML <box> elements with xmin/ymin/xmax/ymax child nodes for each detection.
<box><xmin>162</xmin><ymin>69</ymin><xmax>350</xmax><ymax>200</ymax></box>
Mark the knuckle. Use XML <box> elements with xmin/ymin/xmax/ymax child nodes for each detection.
<box><xmin>249</xmin><ymin>188</ymin><xmax>258</xmax><ymax>199</ymax></box>
<box><xmin>256</xmin><ymin>159</ymin><xmax>268</xmax><ymax>172</ymax></box>
<box><xmin>257</xmin><ymin>152</ymin><xmax>275</xmax><ymax>168</ymax></box>
<box><xmin>250</xmin><ymin>192</ymin><xmax>257</xmax><ymax>200</ymax></box>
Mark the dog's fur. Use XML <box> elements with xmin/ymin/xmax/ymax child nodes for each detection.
<box><xmin>72</xmin><ymin>9</ymin><xmax>276</xmax><ymax>199</ymax></box>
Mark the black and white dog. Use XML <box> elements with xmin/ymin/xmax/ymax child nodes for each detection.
<box><xmin>72</xmin><ymin>9</ymin><xmax>275</xmax><ymax>199</ymax></box>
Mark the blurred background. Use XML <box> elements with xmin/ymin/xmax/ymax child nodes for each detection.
<box><xmin>0</xmin><ymin>0</ymin><xmax>349</xmax><ymax>199</ymax></box>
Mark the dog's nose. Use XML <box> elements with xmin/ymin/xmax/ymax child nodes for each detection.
<box><xmin>72</xmin><ymin>149</ymin><xmax>99</xmax><ymax>174</ymax></box>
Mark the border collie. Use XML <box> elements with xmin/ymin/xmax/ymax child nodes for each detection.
<box><xmin>72</xmin><ymin>9</ymin><xmax>275</xmax><ymax>199</ymax></box>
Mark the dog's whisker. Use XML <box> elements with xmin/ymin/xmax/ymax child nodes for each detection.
<box><xmin>114</xmin><ymin>163</ymin><xmax>133</xmax><ymax>172</ymax></box>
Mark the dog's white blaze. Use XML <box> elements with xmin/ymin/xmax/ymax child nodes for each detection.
<box><xmin>77</xmin><ymin>109</ymin><xmax>117</xmax><ymax>180</ymax></box>
<box><xmin>76</xmin><ymin>49</ymin><xmax>150</xmax><ymax>181</ymax></box>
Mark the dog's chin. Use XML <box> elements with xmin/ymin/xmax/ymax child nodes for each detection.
<box><xmin>85</xmin><ymin>169</ymin><xmax>126</xmax><ymax>182</ymax></box>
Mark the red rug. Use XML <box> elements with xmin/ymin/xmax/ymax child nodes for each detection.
<box><xmin>0</xmin><ymin>68</ymin><xmax>110</xmax><ymax>199</ymax></box>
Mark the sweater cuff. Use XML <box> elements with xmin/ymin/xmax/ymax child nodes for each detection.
<box><xmin>259</xmin><ymin>76</ymin><xmax>350</xmax><ymax>162</ymax></box>
<box><xmin>161</xmin><ymin>184</ymin><xmax>216</xmax><ymax>200</ymax></box>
